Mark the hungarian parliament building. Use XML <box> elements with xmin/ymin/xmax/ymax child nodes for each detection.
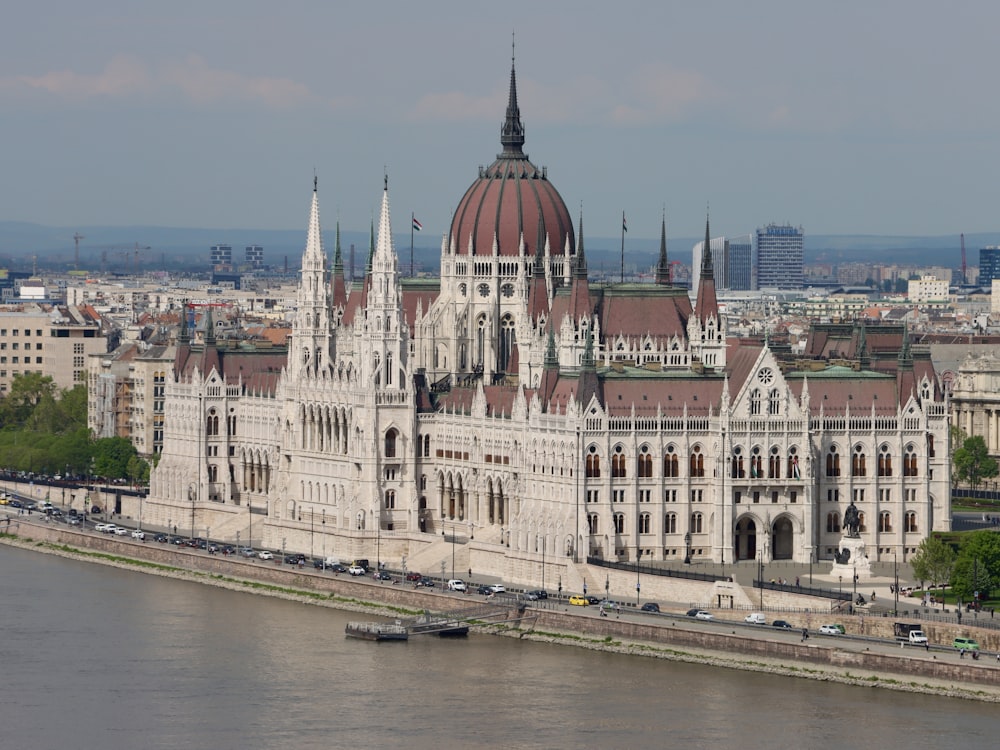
<box><xmin>143</xmin><ymin>63</ymin><xmax>951</xmax><ymax>584</ymax></box>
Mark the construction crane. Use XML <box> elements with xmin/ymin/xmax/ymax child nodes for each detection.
<box><xmin>98</xmin><ymin>242</ymin><xmax>151</xmax><ymax>275</ymax></box>
<box><xmin>961</xmin><ymin>233</ymin><xmax>967</xmax><ymax>286</ymax></box>
<box><xmin>73</xmin><ymin>232</ymin><xmax>85</xmax><ymax>271</ymax></box>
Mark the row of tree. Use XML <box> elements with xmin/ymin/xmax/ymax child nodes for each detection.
<box><xmin>910</xmin><ymin>530</ymin><xmax>998</xmax><ymax>604</ymax></box>
<box><xmin>0</xmin><ymin>373</ymin><xmax>151</xmax><ymax>484</ymax></box>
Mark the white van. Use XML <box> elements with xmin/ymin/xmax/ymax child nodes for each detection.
<box><xmin>323</xmin><ymin>556</ymin><xmax>341</xmax><ymax>567</ymax></box>
<box><xmin>744</xmin><ymin>612</ymin><xmax>766</xmax><ymax>625</ymax></box>
<box><xmin>447</xmin><ymin>579</ymin><xmax>467</xmax><ymax>592</ymax></box>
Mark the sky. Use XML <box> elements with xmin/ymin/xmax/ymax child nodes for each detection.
<box><xmin>3</xmin><ymin>1</ymin><xmax>1000</xmax><ymax>245</ymax></box>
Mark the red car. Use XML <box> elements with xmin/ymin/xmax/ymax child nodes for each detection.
<box><xmin>405</xmin><ymin>571</ymin><xmax>422</xmax><ymax>581</ymax></box>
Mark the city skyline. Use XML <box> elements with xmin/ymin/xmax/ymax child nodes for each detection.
<box><xmin>3</xmin><ymin>2</ymin><xmax>1000</xmax><ymax>242</ymax></box>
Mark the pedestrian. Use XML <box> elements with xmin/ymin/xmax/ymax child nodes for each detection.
<box><xmin>871</xmin><ymin>591</ymin><xmax>876</xmax><ymax>602</ymax></box>
<box><xmin>795</xmin><ymin>576</ymin><xmax>800</xmax><ymax>587</ymax></box>
<box><xmin>996</xmin><ymin>653</ymin><xmax>999</xmax><ymax>663</ymax></box>
<box><xmin>960</xmin><ymin>648</ymin><xmax>966</xmax><ymax>659</ymax></box>
<box><xmin>924</xmin><ymin>641</ymin><xmax>929</xmax><ymax>652</ymax></box>
<box><xmin>801</xmin><ymin>627</ymin><xmax>809</xmax><ymax>642</ymax></box>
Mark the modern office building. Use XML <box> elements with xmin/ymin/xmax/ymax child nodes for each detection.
<box><xmin>979</xmin><ymin>246</ymin><xmax>1000</xmax><ymax>285</ymax></box>
<box><xmin>756</xmin><ymin>224</ymin><xmax>804</xmax><ymax>290</ymax></box>
<box><xmin>210</xmin><ymin>244</ymin><xmax>233</xmax><ymax>272</ymax></box>
<box><xmin>245</xmin><ymin>245</ymin><xmax>264</xmax><ymax>270</ymax></box>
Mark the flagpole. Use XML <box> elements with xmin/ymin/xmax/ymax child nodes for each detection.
<box><xmin>620</xmin><ymin>210</ymin><xmax>625</xmax><ymax>283</ymax></box>
<box><xmin>410</xmin><ymin>212</ymin><xmax>415</xmax><ymax>277</ymax></box>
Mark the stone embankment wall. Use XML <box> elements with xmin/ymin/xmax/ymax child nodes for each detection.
<box><xmin>6</xmin><ymin>519</ymin><xmax>998</xmax><ymax>692</ymax></box>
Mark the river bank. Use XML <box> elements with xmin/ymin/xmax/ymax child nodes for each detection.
<box><xmin>3</xmin><ymin>526</ymin><xmax>999</xmax><ymax>704</ymax></box>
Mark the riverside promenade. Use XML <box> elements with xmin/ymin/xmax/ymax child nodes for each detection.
<box><xmin>3</xmin><ymin>512</ymin><xmax>1000</xmax><ymax>703</ymax></box>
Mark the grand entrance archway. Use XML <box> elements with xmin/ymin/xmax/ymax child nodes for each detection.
<box><xmin>734</xmin><ymin>516</ymin><xmax>757</xmax><ymax>560</ymax></box>
<box><xmin>771</xmin><ymin>517</ymin><xmax>794</xmax><ymax>560</ymax></box>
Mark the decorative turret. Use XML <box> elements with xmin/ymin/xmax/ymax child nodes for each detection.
<box><xmin>688</xmin><ymin>210</ymin><xmax>726</xmax><ymax>370</ymax></box>
<box><xmin>290</xmin><ymin>176</ymin><xmax>332</xmax><ymax>379</ymax></box>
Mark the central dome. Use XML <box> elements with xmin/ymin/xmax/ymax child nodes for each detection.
<box><xmin>448</xmin><ymin>62</ymin><xmax>575</xmax><ymax>258</ymax></box>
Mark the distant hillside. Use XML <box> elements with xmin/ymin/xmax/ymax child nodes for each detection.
<box><xmin>1</xmin><ymin>221</ymin><xmax>996</xmax><ymax>274</ymax></box>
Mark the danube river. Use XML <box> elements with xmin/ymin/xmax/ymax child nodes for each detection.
<box><xmin>1</xmin><ymin>544</ymin><xmax>995</xmax><ymax>750</ymax></box>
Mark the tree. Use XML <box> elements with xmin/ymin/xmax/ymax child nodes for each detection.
<box><xmin>951</xmin><ymin>530</ymin><xmax>1000</xmax><ymax>602</ymax></box>
<box><xmin>953</xmin><ymin>436</ymin><xmax>999</xmax><ymax>491</ymax></box>
<box><xmin>92</xmin><ymin>437</ymin><xmax>138</xmax><ymax>480</ymax></box>
<box><xmin>910</xmin><ymin>535</ymin><xmax>956</xmax><ymax>608</ymax></box>
<box><xmin>0</xmin><ymin>373</ymin><xmax>57</xmax><ymax>427</ymax></box>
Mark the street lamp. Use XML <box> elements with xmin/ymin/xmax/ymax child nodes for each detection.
<box><xmin>758</xmin><ymin>552</ymin><xmax>764</xmax><ymax>608</ymax></box>
<box><xmin>321</xmin><ymin>510</ymin><xmax>326</xmax><ymax>567</ymax></box>
<box><xmin>839</xmin><ymin>575</ymin><xmax>843</xmax><ymax>600</ymax></box>
<box><xmin>605</xmin><ymin>573</ymin><xmax>609</xmax><ymax>603</ymax></box>
<box><xmin>541</xmin><ymin>536</ymin><xmax>546</xmax><ymax>593</ymax></box>
<box><xmin>852</xmin><ymin>562</ymin><xmax>857</xmax><ymax>602</ymax></box>
<box><xmin>310</xmin><ymin>510</ymin><xmax>315</xmax><ymax>561</ymax></box>
<box><xmin>376</xmin><ymin>507</ymin><xmax>382</xmax><ymax>572</ymax></box>
<box><xmin>248</xmin><ymin>500</ymin><xmax>252</xmax><ymax>551</ymax></box>
<box><xmin>893</xmin><ymin>549</ymin><xmax>899</xmax><ymax>616</ymax></box>
<box><xmin>188</xmin><ymin>484</ymin><xmax>196</xmax><ymax>540</ymax></box>
<box><xmin>684</xmin><ymin>532</ymin><xmax>692</xmax><ymax>565</ymax></box>
<box><xmin>635</xmin><ymin>547</ymin><xmax>641</xmax><ymax>607</ymax></box>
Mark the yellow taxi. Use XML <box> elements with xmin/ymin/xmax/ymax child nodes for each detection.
<box><xmin>568</xmin><ymin>595</ymin><xmax>589</xmax><ymax>606</ymax></box>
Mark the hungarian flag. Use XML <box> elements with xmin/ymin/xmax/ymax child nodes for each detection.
<box><xmin>412</xmin><ymin>217</ymin><xmax>422</xmax><ymax>231</ymax></box>
<box><xmin>622</xmin><ymin>213</ymin><xmax>628</xmax><ymax>232</ymax></box>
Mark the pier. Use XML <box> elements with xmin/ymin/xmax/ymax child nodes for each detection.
<box><xmin>346</xmin><ymin>601</ymin><xmax>534</xmax><ymax>641</ymax></box>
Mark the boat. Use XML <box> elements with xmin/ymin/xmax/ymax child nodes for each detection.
<box><xmin>345</xmin><ymin>621</ymin><xmax>409</xmax><ymax>641</ymax></box>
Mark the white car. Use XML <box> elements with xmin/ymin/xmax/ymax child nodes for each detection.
<box><xmin>131</xmin><ymin>530</ymin><xmax>145</xmax><ymax>540</ymax></box>
<box><xmin>114</xmin><ymin>527</ymin><xmax>130</xmax><ymax>535</ymax></box>
<box><xmin>818</xmin><ymin>624</ymin><xmax>842</xmax><ymax>635</ymax></box>
<box><xmin>693</xmin><ymin>610</ymin><xmax>714</xmax><ymax>621</ymax></box>
<box><xmin>258</xmin><ymin>550</ymin><xmax>274</xmax><ymax>560</ymax></box>
<box><xmin>487</xmin><ymin>583</ymin><xmax>505</xmax><ymax>593</ymax></box>
<box><xmin>95</xmin><ymin>523</ymin><xmax>114</xmax><ymax>533</ymax></box>
<box><xmin>744</xmin><ymin>613</ymin><xmax>766</xmax><ymax>625</ymax></box>
<box><xmin>447</xmin><ymin>579</ymin><xmax>467</xmax><ymax>592</ymax></box>
<box><xmin>348</xmin><ymin>565</ymin><xmax>366</xmax><ymax>576</ymax></box>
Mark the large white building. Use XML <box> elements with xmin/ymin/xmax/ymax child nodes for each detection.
<box><xmin>141</xmin><ymin>63</ymin><xmax>951</xmax><ymax>586</ymax></box>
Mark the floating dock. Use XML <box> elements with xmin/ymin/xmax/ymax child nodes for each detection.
<box><xmin>345</xmin><ymin>621</ymin><xmax>410</xmax><ymax>641</ymax></box>
<box><xmin>346</xmin><ymin>602</ymin><xmax>532</xmax><ymax>642</ymax></box>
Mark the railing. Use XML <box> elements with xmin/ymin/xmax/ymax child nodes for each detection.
<box><xmin>586</xmin><ymin>556</ymin><xmax>730</xmax><ymax>583</ymax></box>
<box><xmin>754</xmin><ymin>578</ymin><xmax>851</xmax><ymax>602</ymax></box>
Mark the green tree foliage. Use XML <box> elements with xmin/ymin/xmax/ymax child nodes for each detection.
<box><xmin>0</xmin><ymin>373</ymin><xmax>57</xmax><ymax>427</ymax></box>
<box><xmin>910</xmin><ymin>535</ymin><xmax>957</xmax><ymax>594</ymax></box>
<box><xmin>951</xmin><ymin>530</ymin><xmax>1000</xmax><ymax>602</ymax></box>
<box><xmin>92</xmin><ymin>437</ymin><xmax>139</xmax><ymax>480</ymax></box>
<box><xmin>953</xmin><ymin>435</ymin><xmax>999</xmax><ymax>490</ymax></box>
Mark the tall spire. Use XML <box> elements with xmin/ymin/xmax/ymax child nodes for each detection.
<box><xmin>700</xmin><ymin>209</ymin><xmax>714</xmax><ymax>279</ymax></box>
<box><xmin>574</xmin><ymin>208</ymin><xmax>588</xmax><ymax>279</ymax></box>
<box><xmin>655</xmin><ymin>208</ymin><xmax>670</xmax><ymax>285</ymax></box>
<box><xmin>500</xmin><ymin>34</ymin><xmax>526</xmax><ymax>157</ymax></box>
<box><xmin>693</xmin><ymin>207</ymin><xmax>719</xmax><ymax>323</ymax></box>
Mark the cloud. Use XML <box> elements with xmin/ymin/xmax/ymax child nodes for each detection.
<box><xmin>2</xmin><ymin>54</ymin><xmax>315</xmax><ymax>108</ymax></box>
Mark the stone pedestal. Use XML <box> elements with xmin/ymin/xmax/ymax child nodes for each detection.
<box><xmin>830</xmin><ymin>535</ymin><xmax>871</xmax><ymax>581</ymax></box>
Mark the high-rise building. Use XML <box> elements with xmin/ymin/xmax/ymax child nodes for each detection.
<box><xmin>979</xmin><ymin>246</ymin><xmax>1000</xmax><ymax>285</ymax></box>
<box><xmin>755</xmin><ymin>224</ymin><xmax>803</xmax><ymax>289</ymax></box>
<box><xmin>245</xmin><ymin>245</ymin><xmax>264</xmax><ymax>270</ymax></box>
<box><xmin>727</xmin><ymin>234</ymin><xmax>753</xmax><ymax>291</ymax></box>
<box><xmin>210</xmin><ymin>244</ymin><xmax>233</xmax><ymax>272</ymax></box>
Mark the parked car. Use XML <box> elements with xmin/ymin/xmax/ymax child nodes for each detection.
<box><xmin>348</xmin><ymin>565</ymin><xmax>366</xmax><ymax>576</ymax></box>
<box><xmin>417</xmin><ymin>577</ymin><xmax>436</xmax><ymax>587</ymax></box>
<box><xmin>585</xmin><ymin>595</ymin><xmax>601</xmax><ymax>605</ymax></box>
<box><xmin>284</xmin><ymin>555</ymin><xmax>300</xmax><ymax>564</ymax></box>
<box><xmin>114</xmin><ymin>527</ymin><xmax>130</xmax><ymax>536</ymax></box>
<box><xmin>131</xmin><ymin>530</ymin><xmax>145</xmax><ymax>540</ymax></box>
<box><xmin>487</xmin><ymin>584</ymin><xmax>506</xmax><ymax>593</ymax></box>
<box><xmin>89</xmin><ymin>506</ymin><xmax>102</xmax><ymax>515</ymax></box>
<box><xmin>94</xmin><ymin>523</ymin><xmax>114</xmax><ymax>533</ymax></box>
<box><xmin>240</xmin><ymin>547</ymin><xmax>255</xmax><ymax>557</ymax></box>
<box><xmin>477</xmin><ymin>584</ymin><xmax>494</xmax><ymax>596</ymax></box>
<box><xmin>446</xmin><ymin>579</ymin><xmax>467</xmax><ymax>591</ymax></box>
<box><xmin>953</xmin><ymin>637</ymin><xmax>980</xmax><ymax>651</ymax></box>
<box><xmin>373</xmin><ymin>570</ymin><xmax>392</xmax><ymax>581</ymax></box>
<box><xmin>772</xmin><ymin>620</ymin><xmax>794</xmax><ymax>629</ymax></box>
<box><xmin>640</xmin><ymin>602</ymin><xmax>661</xmax><ymax>613</ymax></box>
<box><xmin>568</xmin><ymin>595</ymin><xmax>589</xmax><ymax>606</ymax></box>
<box><xmin>405</xmin><ymin>571</ymin><xmax>423</xmax><ymax>581</ymax></box>
<box><xmin>819</xmin><ymin>624</ymin><xmax>842</xmax><ymax>635</ymax></box>
<box><xmin>329</xmin><ymin>563</ymin><xmax>348</xmax><ymax>574</ymax></box>
<box><xmin>523</xmin><ymin>589</ymin><xmax>547</xmax><ymax>600</ymax></box>
<box><xmin>258</xmin><ymin>551</ymin><xmax>274</xmax><ymax>560</ymax></box>
<box><xmin>693</xmin><ymin>610</ymin><xmax>713</xmax><ymax>621</ymax></box>
<box><xmin>744</xmin><ymin>613</ymin><xmax>766</xmax><ymax>625</ymax></box>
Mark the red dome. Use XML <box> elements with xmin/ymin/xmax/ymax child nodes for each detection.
<box><xmin>448</xmin><ymin>64</ymin><xmax>574</xmax><ymax>258</ymax></box>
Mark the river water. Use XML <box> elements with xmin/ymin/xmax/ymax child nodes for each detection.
<box><xmin>1</xmin><ymin>544</ymin><xmax>995</xmax><ymax>749</ymax></box>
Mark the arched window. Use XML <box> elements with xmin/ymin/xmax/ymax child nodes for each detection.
<box><xmin>749</xmin><ymin>388</ymin><xmax>762</xmax><ymax>416</ymax></box>
<box><xmin>663</xmin><ymin>446</ymin><xmax>679</xmax><ymax>478</ymax></box>
<box><xmin>384</xmin><ymin>490</ymin><xmax>396</xmax><ymax>509</ymax></box>
<box><xmin>826</xmin><ymin>512</ymin><xmax>840</xmax><ymax>533</ymax></box>
<box><xmin>903</xmin><ymin>445</ymin><xmax>918</xmax><ymax>476</ymax></box>
<box><xmin>787</xmin><ymin>447</ymin><xmax>801</xmax><ymax>479</ymax></box>
<box><xmin>384</xmin><ymin>428</ymin><xmax>398</xmax><ymax>458</ymax></box>
<box><xmin>586</xmin><ymin>445</ymin><xmax>601</xmax><ymax>478</ymax></box>
<box><xmin>588</xmin><ymin>513</ymin><xmax>599</xmax><ymax>534</ymax></box>
<box><xmin>639</xmin><ymin>513</ymin><xmax>651</xmax><ymax>534</ymax></box>
<box><xmin>691</xmin><ymin>512</ymin><xmax>703</xmax><ymax>534</ymax></box>
<box><xmin>858</xmin><ymin>512</ymin><xmax>867</xmax><ymax>533</ymax></box>
<box><xmin>768</xmin><ymin>446</ymin><xmax>781</xmax><ymax>479</ymax></box>
<box><xmin>750</xmin><ymin>446</ymin><xmax>762</xmax><ymax>479</ymax></box>
<box><xmin>852</xmin><ymin>445</ymin><xmax>867</xmax><ymax>477</ymax></box>
<box><xmin>423</xmin><ymin>435</ymin><xmax>431</xmax><ymax>457</ymax></box>
<box><xmin>613</xmin><ymin>513</ymin><xmax>625</xmax><ymax>534</ymax></box>
<box><xmin>878</xmin><ymin>511</ymin><xmax>892</xmax><ymax>533</ymax></box>
<box><xmin>732</xmin><ymin>446</ymin><xmax>745</xmax><ymax>479</ymax></box>
<box><xmin>690</xmin><ymin>446</ymin><xmax>705</xmax><ymax>478</ymax></box>
<box><xmin>826</xmin><ymin>446</ymin><xmax>840</xmax><ymax>477</ymax></box>
<box><xmin>611</xmin><ymin>445</ymin><xmax>627</xmax><ymax>478</ymax></box>
<box><xmin>878</xmin><ymin>445</ymin><xmax>893</xmax><ymax>477</ymax></box>
<box><xmin>768</xmin><ymin>387</ymin><xmax>780</xmax><ymax>416</ymax></box>
<box><xmin>637</xmin><ymin>445</ymin><xmax>653</xmax><ymax>478</ymax></box>
<box><xmin>665</xmin><ymin>512</ymin><xmax>677</xmax><ymax>534</ymax></box>
<box><xmin>905</xmin><ymin>511</ymin><xmax>918</xmax><ymax>532</ymax></box>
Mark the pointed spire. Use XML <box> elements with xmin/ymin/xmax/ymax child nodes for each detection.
<box><xmin>204</xmin><ymin>305</ymin><xmax>216</xmax><ymax>346</ymax></box>
<box><xmin>655</xmin><ymin>208</ymin><xmax>670</xmax><ymax>285</ymax></box>
<box><xmin>544</xmin><ymin>326</ymin><xmax>558</xmax><ymax>369</ymax></box>
<box><xmin>694</xmin><ymin>207</ymin><xmax>719</xmax><ymax>323</ymax></box>
<box><xmin>178</xmin><ymin>300</ymin><xmax>190</xmax><ymax>344</ymax></box>
<box><xmin>582</xmin><ymin>327</ymin><xmax>595</xmax><ymax>369</ymax></box>
<box><xmin>367</xmin><ymin>216</ymin><xmax>375</xmax><ymax>273</ymax></box>
<box><xmin>575</xmin><ymin>208</ymin><xmax>588</xmax><ymax>279</ymax></box>
<box><xmin>700</xmin><ymin>209</ymin><xmax>714</xmax><ymax>279</ymax></box>
<box><xmin>500</xmin><ymin>35</ymin><xmax>526</xmax><ymax>158</ymax></box>
<box><xmin>303</xmin><ymin>175</ymin><xmax>325</xmax><ymax>267</ymax></box>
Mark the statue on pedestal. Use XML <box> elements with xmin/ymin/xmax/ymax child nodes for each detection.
<box><xmin>843</xmin><ymin>501</ymin><xmax>860</xmax><ymax>538</ymax></box>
